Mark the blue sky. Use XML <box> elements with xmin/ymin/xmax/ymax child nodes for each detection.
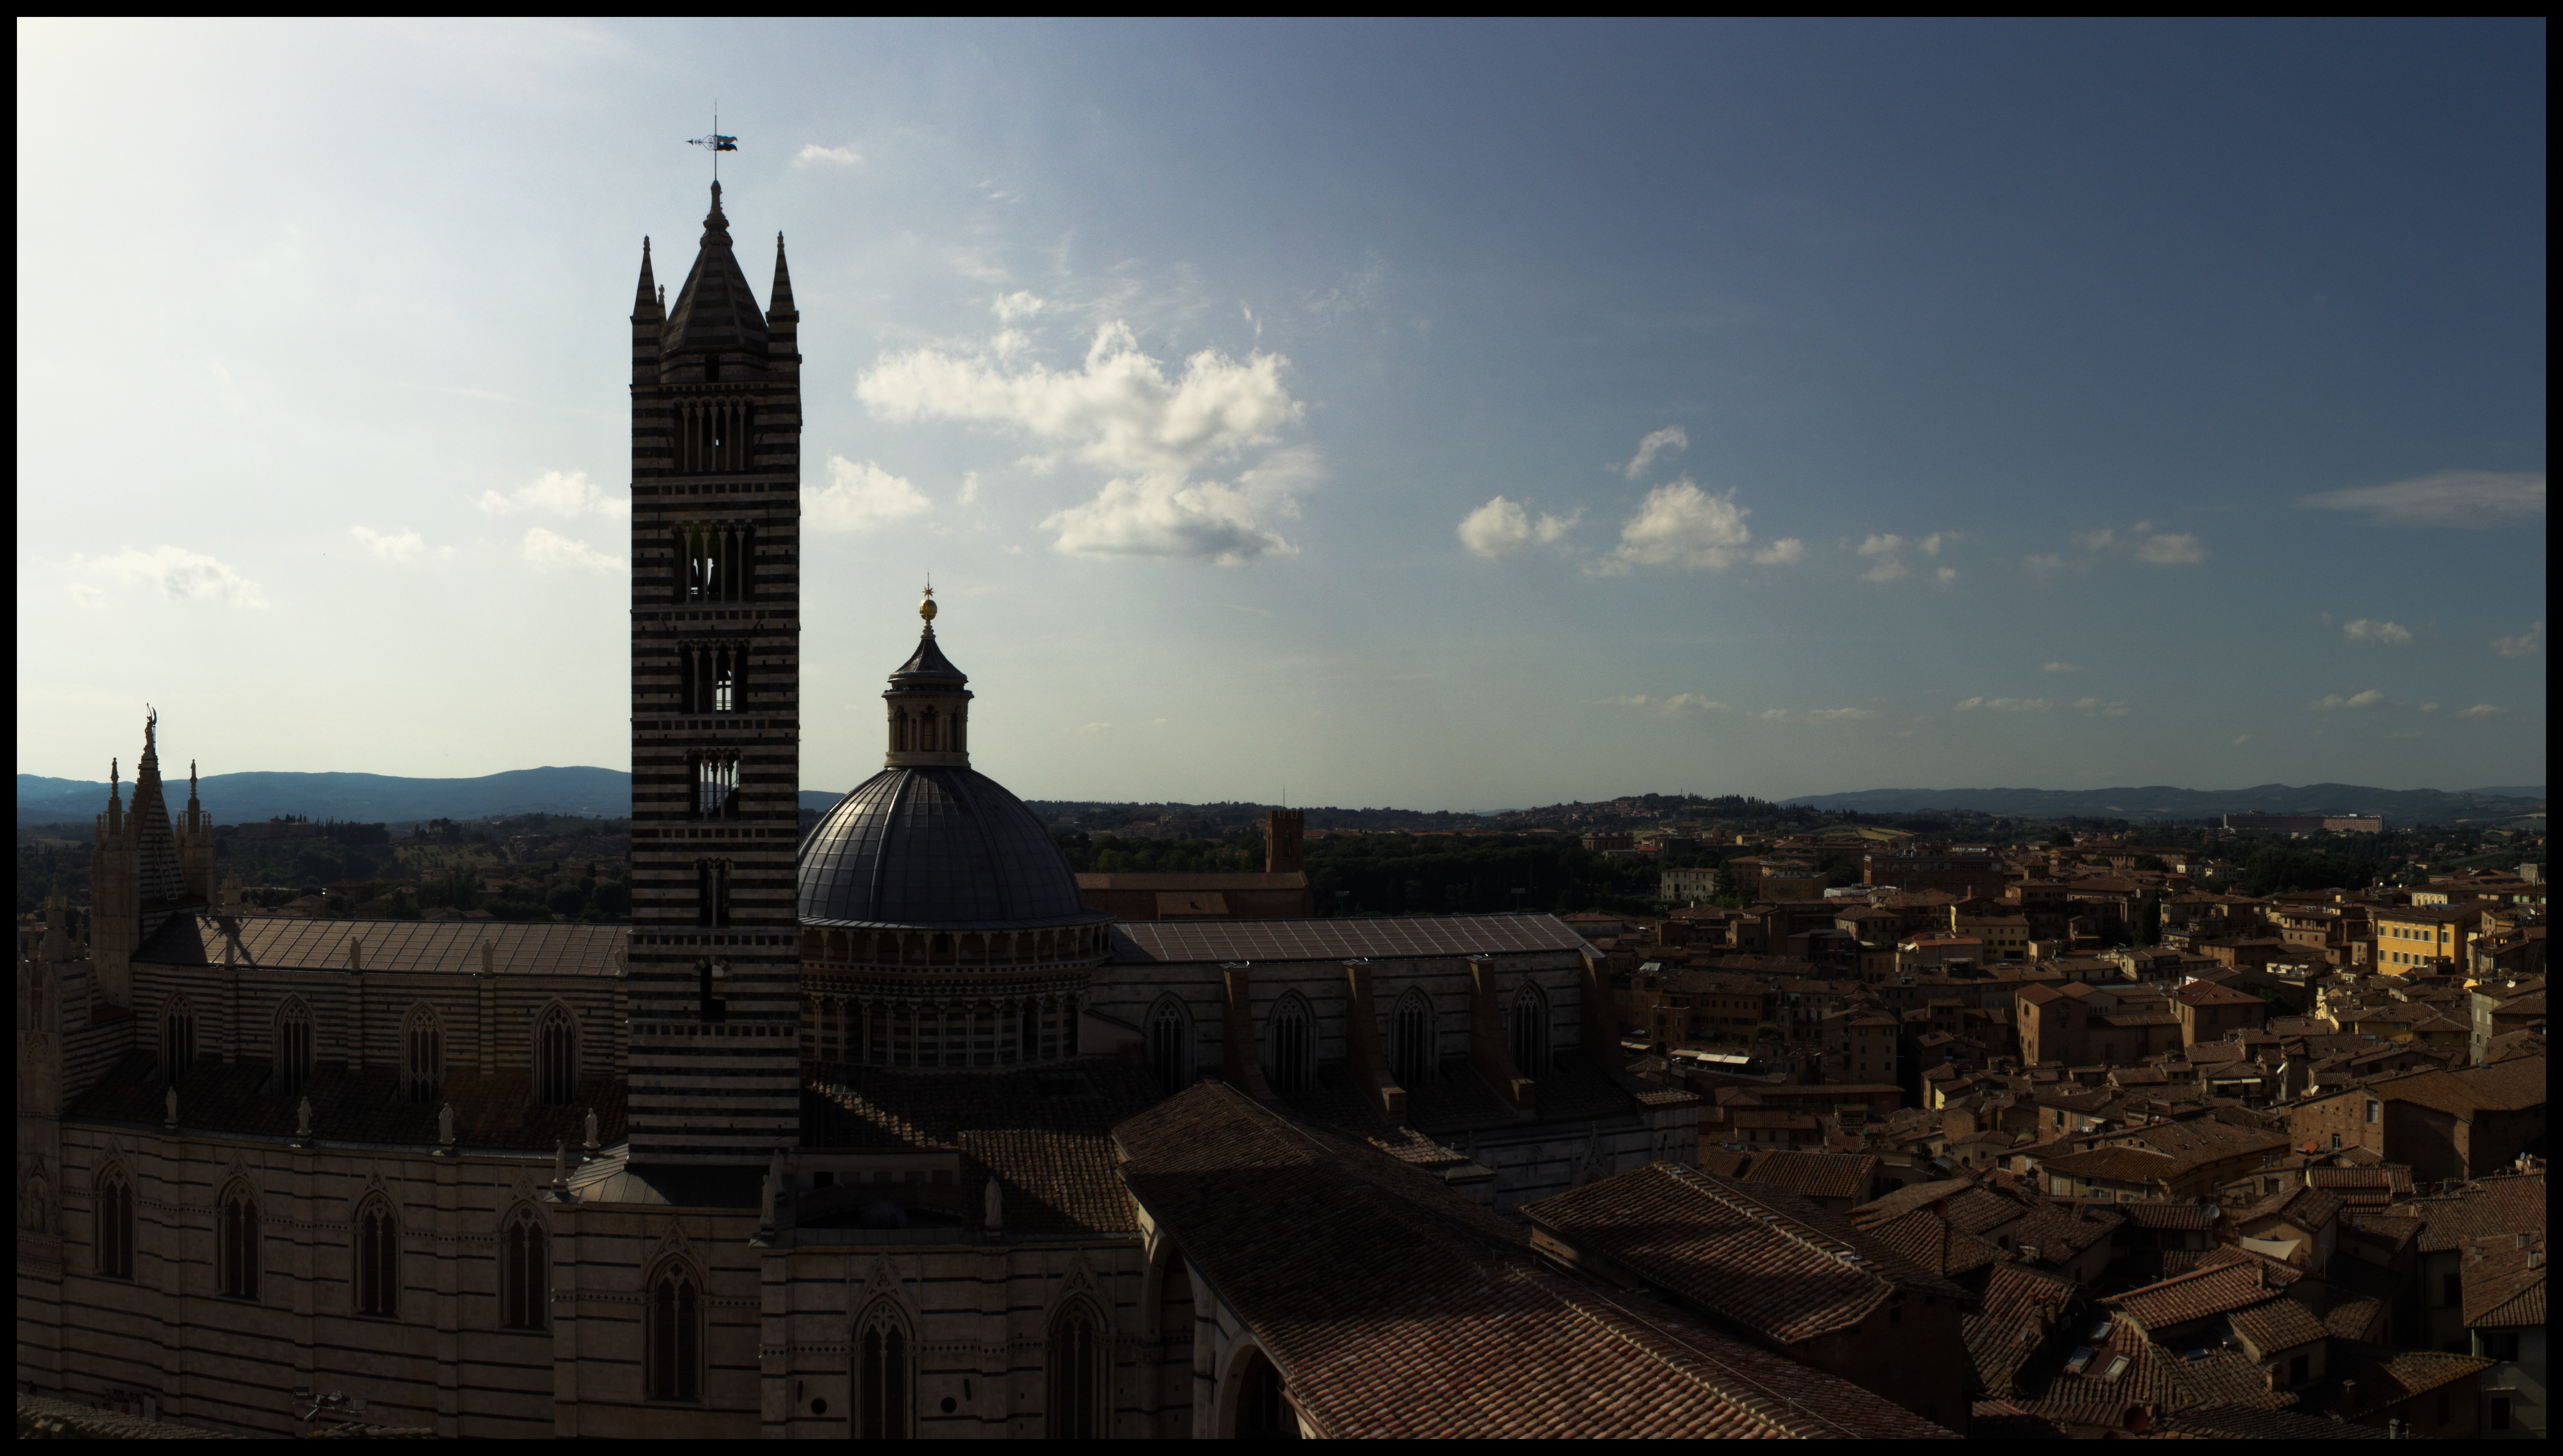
<box><xmin>15</xmin><ymin>19</ymin><xmax>2546</xmax><ymax>807</ymax></box>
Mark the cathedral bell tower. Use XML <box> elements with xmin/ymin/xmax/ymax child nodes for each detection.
<box><xmin>625</xmin><ymin>183</ymin><xmax>804</xmax><ymax>1165</ymax></box>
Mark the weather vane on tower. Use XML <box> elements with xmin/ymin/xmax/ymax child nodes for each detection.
<box><xmin>687</xmin><ymin>104</ymin><xmax>738</xmax><ymax>183</ymax></box>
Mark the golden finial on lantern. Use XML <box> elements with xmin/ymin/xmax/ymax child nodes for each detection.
<box><xmin>918</xmin><ymin>579</ymin><xmax>938</xmax><ymax>624</ymax></box>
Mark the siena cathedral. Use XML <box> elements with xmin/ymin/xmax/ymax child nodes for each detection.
<box><xmin>13</xmin><ymin>182</ymin><xmax>1824</xmax><ymax>1441</ymax></box>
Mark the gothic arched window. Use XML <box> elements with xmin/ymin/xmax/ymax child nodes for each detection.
<box><xmin>1047</xmin><ymin>1300</ymin><xmax>1109</xmax><ymax>1438</ymax></box>
<box><xmin>1509</xmin><ymin>984</ymin><xmax>1551</xmax><ymax>1075</ymax></box>
<box><xmin>1392</xmin><ymin>988</ymin><xmax>1434</xmax><ymax>1088</ymax></box>
<box><xmin>402</xmin><ymin>1004</ymin><xmax>443</xmax><ymax>1105</ymax></box>
<box><xmin>1234</xmin><ymin>1347</ymin><xmax>1294</xmax><ymax>1439</ymax></box>
<box><xmin>162</xmin><ymin>993</ymin><xmax>197</xmax><ymax>1083</ymax></box>
<box><xmin>648</xmin><ymin>1262</ymin><xmax>703</xmax><ymax>1403</ymax></box>
<box><xmin>218</xmin><ymin>1182</ymin><xmax>259</xmax><ymax>1300</ymax></box>
<box><xmin>854</xmin><ymin>1303</ymin><xmax>913</xmax><ymax>1438</ymax></box>
<box><xmin>1269</xmin><ymin>995</ymin><xmax>1314</xmax><ymax>1097</ymax></box>
<box><xmin>500</xmin><ymin>1206</ymin><xmax>548</xmax><ymax>1331</ymax></box>
<box><xmin>1147</xmin><ymin>996</ymin><xmax>1191</xmax><ymax>1093</ymax></box>
<box><xmin>95</xmin><ymin>1165</ymin><xmax>134</xmax><ymax>1281</ymax></box>
<box><xmin>274</xmin><ymin>997</ymin><xmax>313</xmax><ymax>1096</ymax></box>
<box><xmin>535</xmin><ymin>1003</ymin><xmax>578</xmax><ymax>1106</ymax></box>
<box><xmin>354</xmin><ymin>1197</ymin><xmax>399</xmax><ymax>1318</ymax></box>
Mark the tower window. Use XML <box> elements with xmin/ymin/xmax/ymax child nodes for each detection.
<box><xmin>681</xmin><ymin>643</ymin><xmax>746</xmax><ymax>715</ymax></box>
<box><xmin>675</xmin><ymin>524</ymin><xmax>753</xmax><ymax>604</ymax></box>
<box><xmin>692</xmin><ymin>753</ymin><xmax>741</xmax><ymax>818</ymax></box>
<box><xmin>697</xmin><ymin>858</ymin><xmax>732</xmax><ymax>928</ymax></box>
<box><xmin>698</xmin><ymin>960</ymin><xmax>727</xmax><ymax>1024</ymax></box>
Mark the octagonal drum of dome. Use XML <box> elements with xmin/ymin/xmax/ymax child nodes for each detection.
<box><xmin>798</xmin><ymin>765</ymin><xmax>1109</xmax><ymax>929</ymax></box>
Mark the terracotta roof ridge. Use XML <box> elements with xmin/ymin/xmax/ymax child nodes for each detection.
<box><xmin>1657</xmin><ymin>1162</ymin><xmax>1903</xmax><ymax>1302</ymax></box>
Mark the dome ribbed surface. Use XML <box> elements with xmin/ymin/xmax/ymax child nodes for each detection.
<box><xmin>798</xmin><ymin>767</ymin><xmax>1099</xmax><ymax>928</ymax></box>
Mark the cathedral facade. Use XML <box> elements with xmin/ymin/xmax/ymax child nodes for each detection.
<box><xmin>15</xmin><ymin>185</ymin><xmax>1702</xmax><ymax>1438</ymax></box>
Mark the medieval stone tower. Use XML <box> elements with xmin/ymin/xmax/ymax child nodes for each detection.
<box><xmin>625</xmin><ymin>182</ymin><xmax>803</xmax><ymax>1164</ymax></box>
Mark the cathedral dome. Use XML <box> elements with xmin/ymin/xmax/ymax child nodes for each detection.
<box><xmin>797</xmin><ymin>766</ymin><xmax>1100</xmax><ymax>929</ymax></box>
<box><xmin>800</xmin><ymin>593</ymin><xmax>1109</xmax><ymax>931</ymax></box>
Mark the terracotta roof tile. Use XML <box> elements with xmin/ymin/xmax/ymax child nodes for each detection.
<box><xmin>1114</xmin><ymin>1084</ymin><xmax>1954</xmax><ymax>1438</ymax></box>
<box><xmin>1110</xmin><ymin>913</ymin><xmax>1592</xmax><ymax>964</ymax></box>
<box><xmin>1741</xmin><ymin>1150</ymin><xmax>1877</xmax><ymax>1202</ymax></box>
<box><xmin>2227</xmin><ymin>1297</ymin><xmax>2329</xmax><ymax>1356</ymax></box>
<box><xmin>138</xmin><ymin>912</ymin><xmax>627</xmax><ymax>977</ymax></box>
<box><xmin>1523</xmin><ymin>1162</ymin><xmax>1968</xmax><ymax>1347</ymax></box>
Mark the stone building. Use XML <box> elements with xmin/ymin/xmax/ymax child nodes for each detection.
<box><xmin>15</xmin><ymin>182</ymin><xmax>1716</xmax><ymax>1437</ymax></box>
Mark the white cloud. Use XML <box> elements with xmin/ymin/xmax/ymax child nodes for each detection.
<box><xmin>1852</xmin><ymin>530</ymin><xmax>1960</xmax><ymax>582</ymax></box>
<box><xmin>992</xmin><ymin>290</ymin><xmax>1045</xmax><ymax>323</ymax></box>
<box><xmin>2232</xmin><ymin>734</ymin><xmax>2251</xmax><ymax>746</ymax></box>
<box><xmin>2456</xmin><ymin>703</ymin><xmax>2507</xmax><ymax>720</ymax></box>
<box><xmin>476</xmin><ymin>468</ymin><xmax>624</xmax><ymax>520</ymax></box>
<box><xmin>1458</xmin><ymin>496</ymin><xmax>1578</xmax><ymax>559</ymax></box>
<box><xmin>2060</xmin><ymin>522</ymin><xmax>2205</xmax><ymax>568</ymax></box>
<box><xmin>793</xmin><ymin>143</ymin><xmax>862</xmax><ymax>167</ymax></box>
<box><xmin>1605</xmin><ymin>693</ymin><xmax>1728</xmax><ymax>716</ymax></box>
<box><xmin>2131</xmin><ymin>531</ymin><xmax>2205</xmax><ymax>565</ymax></box>
<box><xmin>74</xmin><ymin>545</ymin><xmax>270</xmax><ymax>609</ymax></box>
<box><xmin>861</xmin><ymin>321</ymin><xmax>1314</xmax><ymax>563</ymax></box>
<box><xmin>2307</xmin><ymin>689</ymin><xmax>2388</xmax><ymax>711</ymax></box>
<box><xmin>808</xmin><ymin>456</ymin><xmax>932</xmax><ymax>533</ymax></box>
<box><xmin>1954</xmin><ymin>697</ymin><xmax>2054</xmax><ymax>713</ymax></box>
<box><xmin>2342</xmin><ymin>618</ymin><xmax>2413</xmax><ymax>646</ymax></box>
<box><xmin>1604</xmin><ymin>479</ymin><xmax>1794</xmax><ymax>572</ymax></box>
<box><xmin>2299</xmin><ymin>469</ymin><xmax>2545</xmax><ymax>528</ymax></box>
<box><xmin>348</xmin><ymin>525</ymin><xmax>425</xmax><ymax>562</ymax></box>
<box><xmin>1073</xmin><ymin>722</ymin><xmax>1111</xmax><ymax>734</ymax></box>
<box><xmin>2419</xmin><ymin>703</ymin><xmax>2440</xmax><ymax>713</ymax></box>
<box><xmin>1759</xmin><ymin>707</ymin><xmax>1875</xmax><ymax>724</ymax></box>
<box><xmin>860</xmin><ymin>321</ymin><xmax>1302</xmax><ymax>478</ymax></box>
<box><xmin>520</xmin><ymin>527</ymin><xmax>620</xmax><ymax>574</ymax></box>
<box><xmin>1623</xmin><ymin>425</ymin><xmax>1688</xmax><ymax>479</ymax></box>
<box><xmin>2041</xmin><ymin>662</ymin><xmax>2079</xmax><ymax>673</ymax></box>
<box><xmin>2024</xmin><ymin>553</ymin><xmax>2071</xmax><ymax>577</ymax></box>
<box><xmin>2071</xmin><ymin>696</ymin><xmax>2131</xmax><ymax>717</ymax></box>
<box><xmin>2492</xmin><ymin>620</ymin><xmax>2544</xmax><ymax>657</ymax></box>
<box><xmin>1042</xmin><ymin>448</ymin><xmax>1320</xmax><ymax>565</ymax></box>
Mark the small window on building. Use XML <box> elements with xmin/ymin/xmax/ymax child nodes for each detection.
<box><xmin>698</xmin><ymin>960</ymin><xmax>727</xmax><ymax>1025</ymax></box>
<box><xmin>1269</xmin><ymin>995</ymin><xmax>1314</xmax><ymax>1097</ymax></box>
<box><xmin>218</xmin><ymin>1184</ymin><xmax>259</xmax><ymax>1300</ymax></box>
<box><xmin>274</xmin><ymin>998</ymin><xmax>313</xmax><ymax>1096</ymax></box>
<box><xmin>1146</xmin><ymin>996</ymin><xmax>1190</xmax><ymax>1093</ymax></box>
<box><xmin>855</xmin><ymin>1305</ymin><xmax>912</xmax><ymax>1437</ymax></box>
<box><xmin>402</xmin><ymin>1004</ymin><xmax>443</xmax><ymax>1106</ymax></box>
<box><xmin>501</xmin><ymin>1208</ymin><xmax>549</xmax><ymax>1331</ymax></box>
<box><xmin>535</xmin><ymin>1004</ymin><xmax>578</xmax><ymax>1106</ymax></box>
<box><xmin>95</xmin><ymin>1166</ymin><xmax>135</xmax><ymax>1281</ymax></box>
<box><xmin>354</xmin><ymin>1199</ymin><xmax>399</xmax><ymax>1318</ymax></box>
<box><xmin>162</xmin><ymin>995</ymin><xmax>197</xmax><ymax>1083</ymax></box>
<box><xmin>2330</xmin><ymin>1133</ymin><xmax>2341</xmax><ymax>1151</ymax></box>
<box><xmin>2366</xmin><ymin>1100</ymin><xmax>2379</xmax><ymax>1124</ymax></box>
<box><xmin>692</xmin><ymin>753</ymin><xmax>741</xmax><ymax>818</ymax></box>
<box><xmin>1392</xmin><ymin>989</ymin><xmax>1434</xmax><ymax>1088</ymax></box>
<box><xmin>648</xmin><ymin>1263</ymin><xmax>703</xmax><ymax>1403</ymax></box>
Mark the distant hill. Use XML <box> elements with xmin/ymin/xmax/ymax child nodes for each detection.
<box><xmin>19</xmin><ymin>766</ymin><xmax>860</xmax><ymax>827</ymax></box>
<box><xmin>1777</xmin><ymin>783</ymin><xmax>2545</xmax><ymax>825</ymax></box>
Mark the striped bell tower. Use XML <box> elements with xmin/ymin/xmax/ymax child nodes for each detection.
<box><xmin>625</xmin><ymin>182</ymin><xmax>803</xmax><ymax>1165</ymax></box>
